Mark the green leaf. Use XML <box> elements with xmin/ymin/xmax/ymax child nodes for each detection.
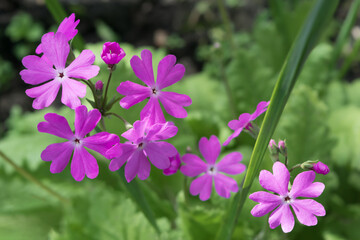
<box><xmin>216</xmin><ymin>0</ymin><xmax>339</xmax><ymax>239</ymax></box>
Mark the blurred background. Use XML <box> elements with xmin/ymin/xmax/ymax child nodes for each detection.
<box><xmin>0</xmin><ymin>0</ymin><xmax>360</xmax><ymax>239</ymax></box>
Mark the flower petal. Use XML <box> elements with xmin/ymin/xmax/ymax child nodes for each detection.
<box><xmin>83</xmin><ymin>132</ymin><xmax>119</xmax><ymax>157</ymax></box>
<box><xmin>156</xmin><ymin>54</ymin><xmax>185</xmax><ymax>90</ymax></box>
<box><xmin>20</xmin><ymin>55</ymin><xmax>56</xmax><ymax>85</ymax></box>
<box><xmin>250</xmin><ymin>101</ymin><xmax>269</xmax><ymax>121</ymax></box>
<box><xmin>199</xmin><ymin>135</ymin><xmax>221</xmax><ymax>165</ymax></box>
<box><xmin>258</xmin><ymin>162</ymin><xmax>290</xmax><ymax>196</ymax></box>
<box><xmin>190</xmin><ymin>174</ymin><xmax>213</xmax><ymax>201</ymax></box>
<box><xmin>217</xmin><ymin>152</ymin><xmax>245</xmax><ymax>175</ymax></box>
<box><xmin>140</xmin><ymin>97</ymin><xmax>166</xmax><ymax>125</ymax></box>
<box><xmin>66</xmin><ymin>50</ymin><xmax>100</xmax><ymax>80</ymax></box>
<box><xmin>61</xmin><ymin>77</ymin><xmax>87</xmax><ymax>109</ymax></box>
<box><xmin>145</xmin><ymin>142</ymin><xmax>176</xmax><ymax>169</ymax></box>
<box><xmin>38</xmin><ymin>112</ymin><xmax>73</xmax><ymax>140</ymax></box>
<box><xmin>291</xmin><ymin>199</ymin><xmax>325</xmax><ymax>226</ymax></box>
<box><xmin>74</xmin><ymin>106</ymin><xmax>101</xmax><ymax>138</ymax></box>
<box><xmin>146</xmin><ymin>121</ymin><xmax>178</xmax><ymax>141</ymax></box>
<box><xmin>269</xmin><ymin>204</ymin><xmax>295</xmax><ymax>233</ymax></box>
<box><xmin>118</xmin><ymin>81</ymin><xmax>151</xmax><ymax>109</ymax></box>
<box><xmin>41</xmin><ymin>142</ymin><xmax>74</xmax><ymax>173</ymax></box>
<box><xmin>249</xmin><ymin>191</ymin><xmax>282</xmax><ymax>203</ymax></box>
<box><xmin>57</xmin><ymin>13</ymin><xmax>79</xmax><ymax>41</ymax></box>
<box><xmin>158</xmin><ymin>91</ymin><xmax>191</xmax><ymax>118</ymax></box>
<box><xmin>180</xmin><ymin>153</ymin><xmax>207</xmax><ymax>177</ymax></box>
<box><xmin>25</xmin><ymin>80</ymin><xmax>61</xmax><ymax>109</ymax></box>
<box><xmin>71</xmin><ymin>147</ymin><xmax>99</xmax><ymax>181</ymax></box>
<box><xmin>130</xmin><ymin>49</ymin><xmax>155</xmax><ymax>87</ymax></box>
<box><xmin>223</xmin><ymin>128</ymin><xmax>243</xmax><ymax>146</ymax></box>
<box><xmin>124</xmin><ymin>150</ymin><xmax>148</xmax><ymax>182</ymax></box>
<box><xmin>108</xmin><ymin>143</ymin><xmax>136</xmax><ymax>171</ymax></box>
<box><xmin>213</xmin><ymin>173</ymin><xmax>239</xmax><ymax>198</ymax></box>
<box><xmin>41</xmin><ymin>32</ymin><xmax>69</xmax><ymax>70</ymax></box>
<box><xmin>250</xmin><ymin>202</ymin><xmax>280</xmax><ymax>217</ymax></box>
<box><xmin>290</xmin><ymin>171</ymin><xmax>324</xmax><ymax>198</ymax></box>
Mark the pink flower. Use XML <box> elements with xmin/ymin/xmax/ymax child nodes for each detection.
<box><xmin>117</xmin><ymin>49</ymin><xmax>192</xmax><ymax>125</ymax></box>
<box><xmin>107</xmin><ymin>118</ymin><xmax>178</xmax><ymax>182</ymax></box>
<box><xmin>249</xmin><ymin>162</ymin><xmax>326</xmax><ymax>233</ymax></box>
<box><xmin>35</xmin><ymin>13</ymin><xmax>79</xmax><ymax>55</ymax></box>
<box><xmin>101</xmin><ymin>42</ymin><xmax>126</xmax><ymax>65</ymax></box>
<box><xmin>20</xmin><ymin>32</ymin><xmax>100</xmax><ymax>109</ymax></box>
<box><xmin>224</xmin><ymin>101</ymin><xmax>269</xmax><ymax>146</ymax></box>
<box><xmin>163</xmin><ymin>153</ymin><xmax>181</xmax><ymax>176</ymax></box>
<box><xmin>312</xmin><ymin>161</ymin><xmax>329</xmax><ymax>175</ymax></box>
<box><xmin>181</xmin><ymin>135</ymin><xmax>246</xmax><ymax>201</ymax></box>
<box><xmin>38</xmin><ymin>105</ymin><xmax>119</xmax><ymax>181</ymax></box>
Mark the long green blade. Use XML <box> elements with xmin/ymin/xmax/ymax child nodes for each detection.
<box><xmin>44</xmin><ymin>0</ymin><xmax>86</xmax><ymax>51</ymax></box>
<box><xmin>216</xmin><ymin>0</ymin><xmax>339</xmax><ymax>239</ymax></box>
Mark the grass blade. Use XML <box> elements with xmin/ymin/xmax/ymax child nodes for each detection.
<box><xmin>44</xmin><ymin>0</ymin><xmax>86</xmax><ymax>51</ymax></box>
<box><xmin>216</xmin><ymin>0</ymin><xmax>339</xmax><ymax>239</ymax></box>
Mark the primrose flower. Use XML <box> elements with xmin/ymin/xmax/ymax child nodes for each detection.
<box><xmin>107</xmin><ymin>118</ymin><xmax>178</xmax><ymax>182</ymax></box>
<box><xmin>38</xmin><ymin>105</ymin><xmax>119</xmax><ymax>181</ymax></box>
<box><xmin>249</xmin><ymin>162</ymin><xmax>326</xmax><ymax>233</ymax></box>
<box><xmin>181</xmin><ymin>135</ymin><xmax>245</xmax><ymax>201</ymax></box>
<box><xmin>223</xmin><ymin>101</ymin><xmax>269</xmax><ymax>146</ymax></box>
<box><xmin>20</xmin><ymin>32</ymin><xmax>100</xmax><ymax>109</ymax></box>
<box><xmin>36</xmin><ymin>13</ymin><xmax>79</xmax><ymax>55</ymax></box>
<box><xmin>163</xmin><ymin>153</ymin><xmax>181</xmax><ymax>176</ymax></box>
<box><xmin>117</xmin><ymin>49</ymin><xmax>192</xmax><ymax>125</ymax></box>
<box><xmin>312</xmin><ymin>161</ymin><xmax>330</xmax><ymax>175</ymax></box>
<box><xmin>101</xmin><ymin>42</ymin><xmax>126</xmax><ymax>66</ymax></box>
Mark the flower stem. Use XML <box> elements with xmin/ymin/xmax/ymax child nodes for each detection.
<box><xmin>81</xmin><ymin>79</ymin><xmax>99</xmax><ymax>108</ymax></box>
<box><xmin>0</xmin><ymin>150</ymin><xmax>70</xmax><ymax>205</ymax></box>
<box><xmin>289</xmin><ymin>164</ymin><xmax>301</xmax><ymax>172</ymax></box>
<box><xmin>105</xmin><ymin>112</ymin><xmax>132</xmax><ymax>129</ymax></box>
<box><xmin>102</xmin><ymin>69</ymin><xmax>113</xmax><ymax>109</ymax></box>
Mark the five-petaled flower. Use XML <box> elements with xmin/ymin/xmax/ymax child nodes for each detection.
<box><xmin>181</xmin><ymin>135</ymin><xmax>245</xmax><ymax>201</ymax></box>
<box><xmin>20</xmin><ymin>32</ymin><xmax>100</xmax><ymax>109</ymax></box>
<box><xmin>107</xmin><ymin>118</ymin><xmax>178</xmax><ymax>182</ymax></box>
<box><xmin>249</xmin><ymin>161</ymin><xmax>326</xmax><ymax>233</ymax></box>
<box><xmin>101</xmin><ymin>42</ymin><xmax>126</xmax><ymax>66</ymax></box>
<box><xmin>223</xmin><ymin>101</ymin><xmax>269</xmax><ymax>146</ymax></box>
<box><xmin>38</xmin><ymin>105</ymin><xmax>119</xmax><ymax>181</ymax></box>
<box><xmin>117</xmin><ymin>49</ymin><xmax>192</xmax><ymax>125</ymax></box>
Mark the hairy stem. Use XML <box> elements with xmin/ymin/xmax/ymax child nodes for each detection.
<box><xmin>102</xmin><ymin>69</ymin><xmax>114</xmax><ymax>109</ymax></box>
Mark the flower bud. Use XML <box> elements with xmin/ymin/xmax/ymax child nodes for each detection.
<box><xmin>312</xmin><ymin>161</ymin><xmax>330</xmax><ymax>175</ymax></box>
<box><xmin>278</xmin><ymin>140</ymin><xmax>287</xmax><ymax>157</ymax></box>
<box><xmin>95</xmin><ymin>80</ymin><xmax>103</xmax><ymax>91</ymax></box>
<box><xmin>101</xmin><ymin>42</ymin><xmax>126</xmax><ymax>67</ymax></box>
<box><xmin>268</xmin><ymin>139</ymin><xmax>278</xmax><ymax>154</ymax></box>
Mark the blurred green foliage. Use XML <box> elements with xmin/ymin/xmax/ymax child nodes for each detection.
<box><xmin>1</xmin><ymin>0</ymin><xmax>360</xmax><ymax>239</ymax></box>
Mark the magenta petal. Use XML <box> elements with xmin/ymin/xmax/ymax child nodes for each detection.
<box><xmin>291</xmin><ymin>199</ymin><xmax>325</xmax><ymax>226</ymax></box>
<box><xmin>41</xmin><ymin>32</ymin><xmax>69</xmax><ymax>70</ymax></box>
<box><xmin>57</xmin><ymin>13</ymin><xmax>79</xmax><ymax>41</ymax></box>
<box><xmin>181</xmin><ymin>153</ymin><xmax>207</xmax><ymax>177</ymax></box>
<box><xmin>146</xmin><ymin>121</ymin><xmax>178</xmax><ymax>141</ymax></box>
<box><xmin>258</xmin><ymin>170</ymin><xmax>282</xmax><ymax>194</ymax></box>
<box><xmin>217</xmin><ymin>152</ymin><xmax>245</xmax><ymax>175</ymax></box>
<box><xmin>124</xmin><ymin>150</ymin><xmax>148</xmax><ymax>182</ymax></box>
<box><xmin>158</xmin><ymin>91</ymin><xmax>191</xmax><ymax>118</ymax></box>
<box><xmin>190</xmin><ymin>174</ymin><xmax>213</xmax><ymax>201</ymax></box>
<box><xmin>118</xmin><ymin>81</ymin><xmax>151</xmax><ymax>109</ymax></box>
<box><xmin>71</xmin><ymin>147</ymin><xmax>99</xmax><ymax>181</ymax></box>
<box><xmin>228</xmin><ymin>120</ymin><xmax>241</xmax><ymax>130</ymax></box>
<box><xmin>38</xmin><ymin>113</ymin><xmax>73</xmax><ymax>140</ymax></box>
<box><xmin>269</xmin><ymin>204</ymin><xmax>295</xmax><ymax>233</ymax></box>
<box><xmin>140</xmin><ymin>97</ymin><xmax>166</xmax><ymax>125</ymax></box>
<box><xmin>130</xmin><ymin>49</ymin><xmax>155</xmax><ymax>87</ymax></box>
<box><xmin>20</xmin><ymin>55</ymin><xmax>56</xmax><ymax>85</ymax></box>
<box><xmin>83</xmin><ymin>132</ymin><xmax>119</xmax><ymax>158</ymax></box>
<box><xmin>138</xmin><ymin>154</ymin><xmax>151</xmax><ymax>180</ymax></box>
<box><xmin>213</xmin><ymin>173</ymin><xmax>239</xmax><ymax>198</ymax></box>
<box><xmin>251</xmin><ymin>202</ymin><xmax>280</xmax><ymax>217</ymax></box>
<box><xmin>199</xmin><ymin>135</ymin><xmax>221</xmax><ymax>165</ymax></box>
<box><xmin>66</xmin><ymin>50</ymin><xmax>99</xmax><ymax>80</ymax></box>
<box><xmin>108</xmin><ymin>143</ymin><xmax>136</xmax><ymax>171</ymax></box>
<box><xmin>121</xmin><ymin>120</ymin><xmax>147</xmax><ymax>143</ymax></box>
<box><xmin>223</xmin><ymin>128</ymin><xmax>243</xmax><ymax>146</ymax></box>
<box><xmin>249</xmin><ymin>191</ymin><xmax>282</xmax><ymax>203</ymax></box>
<box><xmin>41</xmin><ymin>142</ymin><xmax>74</xmax><ymax>173</ymax></box>
<box><xmin>250</xmin><ymin>101</ymin><xmax>269</xmax><ymax>121</ymax></box>
<box><xmin>26</xmin><ymin>80</ymin><xmax>61</xmax><ymax>109</ymax></box>
<box><xmin>272</xmin><ymin>161</ymin><xmax>290</xmax><ymax>196</ymax></box>
<box><xmin>145</xmin><ymin>142</ymin><xmax>176</xmax><ymax>169</ymax></box>
<box><xmin>156</xmin><ymin>54</ymin><xmax>185</xmax><ymax>90</ymax></box>
<box><xmin>61</xmin><ymin>77</ymin><xmax>87</xmax><ymax>109</ymax></box>
<box><xmin>290</xmin><ymin>171</ymin><xmax>324</xmax><ymax>198</ymax></box>
<box><xmin>74</xmin><ymin>106</ymin><xmax>101</xmax><ymax>138</ymax></box>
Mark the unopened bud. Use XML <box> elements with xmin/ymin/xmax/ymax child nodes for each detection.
<box><xmin>312</xmin><ymin>161</ymin><xmax>330</xmax><ymax>175</ymax></box>
<box><xmin>278</xmin><ymin>140</ymin><xmax>287</xmax><ymax>157</ymax></box>
<box><xmin>95</xmin><ymin>80</ymin><xmax>103</xmax><ymax>91</ymax></box>
<box><xmin>268</xmin><ymin>139</ymin><xmax>278</xmax><ymax>154</ymax></box>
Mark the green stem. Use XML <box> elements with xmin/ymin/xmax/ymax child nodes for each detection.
<box><xmin>102</xmin><ymin>69</ymin><xmax>114</xmax><ymax>109</ymax></box>
<box><xmin>105</xmin><ymin>112</ymin><xmax>132</xmax><ymax>128</ymax></box>
<box><xmin>0</xmin><ymin>150</ymin><xmax>70</xmax><ymax>205</ymax></box>
<box><xmin>289</xmin><ymin>164</ymin><xmax>301</xmax><ymax>172</ymax></box>
<box><xmin>81</xmin><ymin>79</ymin><xmax>99</xmax><ymax>108</ymax></box>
